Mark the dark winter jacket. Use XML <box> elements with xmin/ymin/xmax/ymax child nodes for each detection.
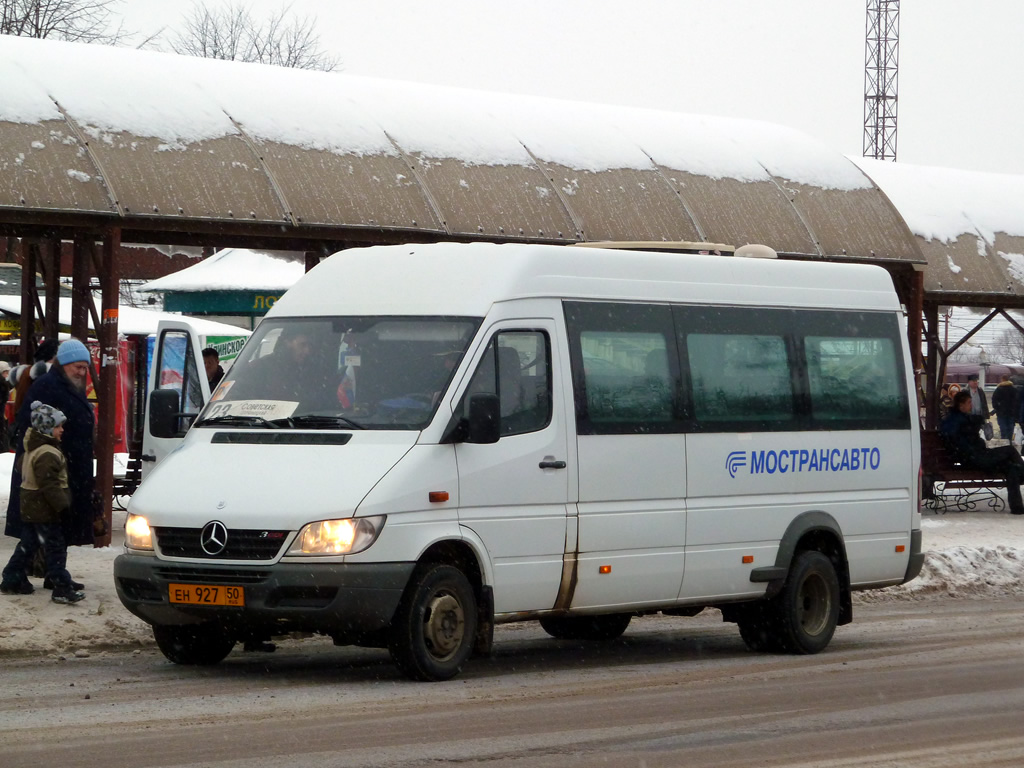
<box><xmin>19</xmin><ymin>428</ymin><xmax>70</xmax><ymax>524</ymax></box>
<box><xmin>939</xmin><ymin>409</ymin><xmax>987</xmax><ymax>465</ymax></box>
<box><xmin>966</xmin><ymin>385</ymin><xmax>989</xmax><ymax>417</ymax></box>
<box><xmin>209</xmin><ymin>364</ymin><xmax>225</xmax><ymax>390</ymax></box>
<box><xmin>4</xmin><ymin>365</ymin><xmax>95</xmax><ymax>545</ymax></box>
<box><xmin>992</xmin><ymin>380</ymin><xmax>1017</xmax><ymax>419</ymax></box>
<box><xmin>0</xmin><ymin>374</ymin><xmax>10</xmax><ymax>416</ymax></box>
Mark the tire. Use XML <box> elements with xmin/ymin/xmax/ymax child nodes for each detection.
<box><xmin>774</xmin><ymin>550</ymin><xmax>841</xmax><ymax>654</ymax></box>
<box><xmin>737</xmin><ymin>608</ymin><xmax>783</xmax><ymax>652</ymax></box>
<box><xmin>539</xmin><ymin>613</ymin><xmax>632</xmax><ymax>641</ymax></box>
<box><xmin>388</xmin><ymin>564</ymin><xmax>478</xmax><ymax>682</ymax></box>
<box><xmin>153</xmin><ymin>623</ymin><xmax>236</xmax><ymax>666</ymax></box>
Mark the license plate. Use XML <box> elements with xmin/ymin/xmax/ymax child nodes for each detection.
<box><xmin>168</xmin><ymin>583</ymin><xmax>245</xmax><ymax>607</ymax></box>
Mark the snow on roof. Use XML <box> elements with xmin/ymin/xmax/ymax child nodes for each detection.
<box><xmin>0</xmin><ymin>35</ymin><xmax>869</xmax><ymax>190</ymax></box>
<box><xmin>0</xmin><ymin>296</ymin><xmax>249</xmax><ymax>337</ymax></box>
<box><xmin>852</xmin><ymin>157</ymin><xmax>1024</xmax><ymax>243</ymax></box>
<box><xmin>140</xmin><ymin>249</ymin><xmax>306</xmax><ymax>293</ymax></box>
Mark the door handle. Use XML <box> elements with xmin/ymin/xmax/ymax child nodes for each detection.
<box><xmin>539</xmin><ymin>458</ymin><xmax>567</xmax><ymax>470</ymax></box>
<box><xmin>141</xmin><ymin>454</ymin><xmax>157</xmax><ymax>462</ymax></box>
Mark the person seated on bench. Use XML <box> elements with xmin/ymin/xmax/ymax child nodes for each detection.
<box><xmin>940</xmin><ymin>390</ymin><xmax>1024</xmax><ymax>515</ymax></box>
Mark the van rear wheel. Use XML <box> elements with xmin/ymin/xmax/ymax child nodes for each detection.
<box><xmin>775</xmin><ymin>550</ymin><xmax>840</xmax><ymax>654</ymax></box>
<box><xmin>388</xmin><ymin>563</ymin><xmax>478</xmax><ymax>681</ymax></box>
<box><xmin>737</xmin><ymin>607</ymin><xmax>783</xmax><ymax>652</ymax></box>
<box><xmin>153</xmin><ymin>623</ymin><xmax>235</xmax><ymax>666</ymax></box>
<box><xmin>539</xmin><ymin>613</ymin><xmax>632</xmax><ymax>641</ymax></box>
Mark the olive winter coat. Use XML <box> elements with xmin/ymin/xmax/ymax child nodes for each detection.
<box><xmin>19</xmin><ymin>428</ymin><xmax>71</xmax><ymax>524</ymax></box>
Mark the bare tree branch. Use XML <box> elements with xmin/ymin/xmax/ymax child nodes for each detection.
<box><xmin>171</xmin><ymin>1</ymin><xmax>340</xmax><ymax>72</ymax></box>
<box><xmin>993</xmin><ymin>328</ymin><xmax>1024</xmax><ymax>365</ymax></box>
<box><xmin>1</xmin><ymin>0</ymin><xmax>125</xmax><ymax>44</ymax></box>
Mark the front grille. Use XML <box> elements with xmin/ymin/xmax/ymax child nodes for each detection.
<box><xmin>154</xmin><ymin>566</ymin><xmax>271</xmax><ymax>584</ymax></box>
<box><xmin>153</xmin><ymin>527</ymin><xmax>290</xmax><ymax>560</ymax></box>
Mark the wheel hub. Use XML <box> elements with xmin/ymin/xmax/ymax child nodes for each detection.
<box><xmin>423</xmin><ymin>592</ymin><xmax>465</xmax><ymax>659</ymax></box>
<box><xmin>798</xmin><ymin>574</ymin><xmax>830</xmax><ymax>636</ymax></box>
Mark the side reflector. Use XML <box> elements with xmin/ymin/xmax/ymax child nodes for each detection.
<box><xmin>599</xmin><ymin>565</ymin><xmax>611</xmax><ymax>574</ymax></box>
<box><xmin>428</xmin><ymin>491</ymin><xmax>449</xmax><ymax>503</ymax></box>
<box><xmin>742</xmin><ymin>555</ymin><xmax>754</xmax><ymax>564</ymax></box>
<box><xmin>895</xmin><ymin>545</ymin><xmax>906</xmax><ymax>552</ymax></box>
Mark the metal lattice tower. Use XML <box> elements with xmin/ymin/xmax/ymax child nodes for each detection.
<box><xmin>863</xmin><ymin>0</ymin><xmax>900</xmax><ymax>161</ymax></box>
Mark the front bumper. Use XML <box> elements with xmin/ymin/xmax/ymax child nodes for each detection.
<box><xmin>114</xmin><ymin>554</ymin><xmax>415</xmax><ymax>639</ymax></box>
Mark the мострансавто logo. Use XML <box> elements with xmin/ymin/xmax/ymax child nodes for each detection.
<box><xmin>726</xmin><ymin>447</ymin><xmax>881</xmax><ymax>478</ymax></box>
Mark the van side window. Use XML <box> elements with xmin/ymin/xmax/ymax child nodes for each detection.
<box><xmin>799</xmin><ymin>303</ymin><xmax>910</xmax><ymax>429</ymax></box>
<box><xmin>462</xmin><ymin>331</ymin><xmax>551</xmax><ymax>436</ymax></box>
<box><xmin>678</xmin><ymin>306</ymin><xmax>909</xmax><ymax>432</ymax></box>
<box><xmin>564</xmin><ymin>301</ymin><xmax>681</xmax><ymax>434</ymax></box>
<box><xmin>688</xmin><ymin>333</ymin><xmax>793</xmax><ymax>424</ymax></box>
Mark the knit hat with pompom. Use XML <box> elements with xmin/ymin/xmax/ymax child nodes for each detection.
<box><xmin>30</xmin><ymin>401</ymin><xmax>67</xmax><ymax>437</ymax></box>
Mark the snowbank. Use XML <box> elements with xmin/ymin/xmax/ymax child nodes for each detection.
<box><xmin>856</xmin><ymin>514</ymin><xmax>1024</xmax><ymax>603</ymax></box>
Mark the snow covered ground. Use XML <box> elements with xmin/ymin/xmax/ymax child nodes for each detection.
<box><xmin>0</xmin><ymin>452</ymin><xmax>1022</xmax><ymax>658</ymax></box>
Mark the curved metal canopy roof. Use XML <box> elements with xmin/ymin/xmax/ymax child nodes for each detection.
<box><xmin>0</xmin><ymin>35</ymin><xmax>920</xmax><ymax>265</ymax></box>
<box><xmin>853</xmin><ymin>158</ymin><xmax>1024</xmax><ymax>308</ymax></box>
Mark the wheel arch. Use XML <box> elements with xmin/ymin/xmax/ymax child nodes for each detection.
<box><xmin>417</xmin><ymin>537</ymin><xmax>494</xmax><ymax>654</ymax></box>
<box><xmin>751</xmin><ymin>510</ymin><xmax>853</xmax><ymax>626</ymax></box>
<box><xmin>418</xmin><ymin>539</ymin><xmax>484</xmax><ymax>591</ymax></box>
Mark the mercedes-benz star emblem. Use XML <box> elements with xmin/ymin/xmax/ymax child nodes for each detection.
<box><xmin>200</xmin><ymin>521</ymin><xmax>228</xmax><ymax>556</ymax></box>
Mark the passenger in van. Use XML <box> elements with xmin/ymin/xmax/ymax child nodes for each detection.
<box><xmin>941</xmin><ymin>390</ymin><xmax>1024</xmax><ymax>515</ymax></box>
<box><xmin>241</xmin><ymin>329</ymin><xmax>317</xmax><ymax>404</ymax></box>
<box><xmin>430</xmin><ymin>350</ymin><xmax>464</xmax><ymax>407</ymax></box>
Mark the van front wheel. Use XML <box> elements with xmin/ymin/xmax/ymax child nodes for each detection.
<box><xmin>153</xmin><ymin>623</ymin><xmax>235</xmax><ymax>665</ymax></box>
<box><xmin>388</xmin><ymin>564</ymin><xmax>478</xmax><ymax>681</ymax></box>
<box><xmin>775</xmin><ymin>550</ymin><xmax>840</xmax><ymax>654</ymax></box>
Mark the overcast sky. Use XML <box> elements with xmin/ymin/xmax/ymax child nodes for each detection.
<box><xmin>115</xmin><ymin>1</ymin><xmax>1023</xmax><ymax>176</ymax></box>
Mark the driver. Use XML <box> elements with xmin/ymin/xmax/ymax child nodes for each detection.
<box><xmin>239</xmin><ymin>327</ymin><xmax>318</xmax><ymax>404</ymax></box>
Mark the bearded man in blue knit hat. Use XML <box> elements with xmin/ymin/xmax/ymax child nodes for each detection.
<box><xmin>4</xmin><ymin>339</ymin><xmax>96</xmax><ymax>585</ymax></box>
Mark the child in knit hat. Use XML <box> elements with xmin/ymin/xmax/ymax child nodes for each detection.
<box><xmin>0</xmin><ymin>401</ymin><xmax>84</xmax><ymax>604</ymax></box>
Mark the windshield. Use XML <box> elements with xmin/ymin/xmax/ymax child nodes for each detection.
<box><xmin>196</xmin><ymin>316</ymin><xmax>479</xmax><ymax>429</ymax></box>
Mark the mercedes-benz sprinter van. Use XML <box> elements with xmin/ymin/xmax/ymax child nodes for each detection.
<box><xmin>115</xmin><ymin>242</ymin><xmax>923</xmax><ymax>681</ymax></box>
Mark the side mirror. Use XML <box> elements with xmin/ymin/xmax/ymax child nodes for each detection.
<box><xmin>467</xmin><ymin>393</ymin><xmax>500</xmax><ymax>444</ymax></box>
<box><xmin>149</xmin><ymin>389</ymin><xmax>183</xmax><ymax>439</ymax></box>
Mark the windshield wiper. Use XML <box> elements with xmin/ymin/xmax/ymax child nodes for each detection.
<box><xmin>287</xmin><ymin>414</ymin><xmax>366</xmax><ymax>430</ymax></box>
<box><xmin>194</xmin><ymin>415</ymin><xmax>281</xmax><ymax>429</ymax></box>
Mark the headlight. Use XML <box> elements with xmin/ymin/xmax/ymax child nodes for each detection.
<box><xmin>125</xmin><ymin>513</ymin><xmax>153</xmax><ymax>551</ymax></box>
<box><xmin>288</xmin><ymin>516</ymin><xmax>385</xmax><ymax>556</ymax></box>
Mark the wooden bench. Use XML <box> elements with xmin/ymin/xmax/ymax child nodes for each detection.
<box><xmin>921</xmin><ymin>430</ymin><xmax>1007</xmax><ymax>513</ymax></box>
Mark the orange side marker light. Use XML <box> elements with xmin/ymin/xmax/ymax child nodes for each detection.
<box><xmin>428</xmin><ymin>491</ymin><xmax>449</xmax><ymax>503</ymax></box>
<box><xmin>895</xmin><ymin>545</ymin><xmax>906</xmax><ymax>553</ymax></box>
<box><xmin>742</xmin><ymin>555</ymin><xmax>754</xmax><ymax>564</ymax></box>
<box><xmin>599</xmin><ymin>565</ymin><xmax>611</xmax><ymax>574</ymax></box>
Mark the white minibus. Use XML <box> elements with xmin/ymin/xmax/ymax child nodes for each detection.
<box><xmin>114</xmin><ymin>242</ymin><xmax>923</xmax><ymax>681</ymax></box>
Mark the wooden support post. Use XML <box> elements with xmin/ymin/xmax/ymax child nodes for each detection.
<box><xmin>71</xmin><ymin>236</ymin><xmax>92</xmax><ymax>340</ymax></box>
<box><xmin>924</xmin><ymin>303</ymin><xmax>940</xmax><ymax>431</ymax></box>
<box><xmin>19</xmin><ymin>239</ymin><xmax>38</xmax><ymax>364</ymax></box>
<box><xmin>43</xmin><ymin>237</ymin><xmax>61</xmax><ymax>342</ymax></box>
<box><xmin>907</xmin><ymin>267</ymin><xmax>925</xmax><ymax>408</ymax></box>
<box><xmin>93</xmin><ymin>228</ymin><xmax>120</xmax><ymax>547</ymax></box>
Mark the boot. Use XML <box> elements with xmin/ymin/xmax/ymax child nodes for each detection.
<box><xmin>51</xmin><ymin>587</ymin><xmax>85</xmax><ymax>604</ymax></box>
